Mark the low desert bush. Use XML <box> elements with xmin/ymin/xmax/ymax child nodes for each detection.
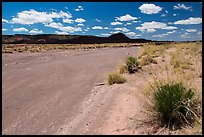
<box><xmin>126</xmin><ymin>56</ymin><xmax>139</xmax><ymax>74</ymax></box>
<box><xmin>151</xmin><ymin>80</ymin><xmax>201</xmax><ymax>129</ymax></box>
<box><xmin>107</xmin><ymin>72</ymin><xmax>127</xmax><ymax>85</ymax></box>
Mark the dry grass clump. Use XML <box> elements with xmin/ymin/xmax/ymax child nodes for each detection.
<box><xmin>119</xmin><ymin>64</ymin><xmax>127</xmax><ymax>74</ymax></box>
<box><xmin>139</xmin><ymin>55</ymin><xmax>157</xmax><ymax>66</ymax></box>
<box><xmin>107</xmin><ymin>72</ymin><xmax>127</xmax><ymax>85</ymax></box>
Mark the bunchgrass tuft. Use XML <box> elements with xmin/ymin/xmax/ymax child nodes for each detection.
<box><xmin>107</xmin><ymin>72</ymin><xmax>127</xmax><ymax>85</ymax></box>
<box><xmin>119</xmin><ymin>64</ymin><xmax>127</xmax><ymax>74</ymax></box>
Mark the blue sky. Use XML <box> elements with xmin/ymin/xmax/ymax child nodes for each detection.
<box><xmin>2</xmin><ymin>2</ymin><xmax>202</xmax><ymax>41</ymax></box>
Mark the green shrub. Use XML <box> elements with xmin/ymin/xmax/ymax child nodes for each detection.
<box><xmin>153</xmin><ymin>81</ymin><xmax>200</xmax><ymax>129</ymax></box>
<box><xmin>126</xmin><ymin>56</ymin><xmax>139</xmax><ymax>74</ymax></box>
<box><xmin>107</xmin><ymin>72</ymin><xmax>127</xmax><ymax>85</ymax></box>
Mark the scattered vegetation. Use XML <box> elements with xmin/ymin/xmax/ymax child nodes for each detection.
<box><xmin>107</xmin><ymin>72</ymin><xmax>127</xmax><ymax>85</ymax></box>
<box><xmin>2</xmin><ymin>43</ymin><xmax>142</xmax><ymax>53</ymax></box>
<box><xmin>138</xmin><ymin>44</ymin><xmax>169</xmax><ymax>59</ymax></box>
<box><xmin>139</xmin><ymin>55</ymin><xmax>157</xmax><ymax>66</ymax></box>
<box><xmin>138</xmin><ymin>42</ymin><xmax>202</xmax><ymax>134</ymax></box>
<box><xmin>137</xmin><ymin>44</ymin><xmax>171</xmax><ymax>67</ymax></box>
<box><xmin>107</xmin><ymin>42</ymin><xmax>201</xmax><ymax>134</ymax></box>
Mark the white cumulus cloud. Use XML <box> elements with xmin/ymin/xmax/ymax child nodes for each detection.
<box><xmin>45</xmin><ymin>22</ymin><xmax>63</xmax><ymax>29</ymax></box>
<box><xmin>163</xmin><ymin>26</ymin><xmax>178</xmax><ymax>30</ymax></box>
<box><xmin>75</xmin><ymin>6</ymin><xmax>84</xmax><ymax>11</ymax></box>
<box><xmin>92</xmin><ymin>26</ymin><xmax>103</xmax><ymax>29</ymax></box>
<box><xmin>77</xmin><ymin>24</ymin><xmax>84</xmax><ymax>27</ymax></box>
<box><xmin>152</xmin><ymin>33</ymin><xmax>168</xmax><ymax>38</ymax></box>
<box><xmin>114</xmin><ymin>27</ymin><xmax>130</xmax><ymax>32</ymax></box>
<box><xmin>29</xmin><ymin>29</ymin><xmax>43</xmax><ymax>34</ymax></box>
<box><xmin>2</xmin><ymin>28</ymin><xmax>7</xmax><ymax>31</ymax></box>
<box><xmin>173</xmin><ymin>17</ymin><xmax>202</xmax><ymax>25</ymax></box>
<box><xmin>186</xmin><ymin>29</ymin><xmax>197</xmax><ymax>32</ymax></box>
<box><xmin>180</xmin><ymin>34</ymin><xmax>191</xmax><ymax>38</ymax></box>
<box><xmin>2</xmin><ymin>19</ymin><xmax>9</xmax><ymax>23</ymax></box>
<box><xmin>147</xmin><ymin>29</ymin><xmax>156</xmax><ymax>32</ymax></box>
<box><xmin>11</xmin><ymin>9</ymin><xmax>72</xmax><ymax>25</ymax></box>
<box><xmin>75</xmin><ymin>18</ymin><xmax>86</xmax><ymax>23</ymax></box>
<box><xmin>63</xmin><ymin>18</ymin><xmax>74</xmax><ymax>24</ymax></box>
<box><xmin>45</xmin><ymin>22</ymin><xmax>81</xmax><ymax>33</ymax></box>
<box><xmin>126</xmin><ymin>22</ymin><xmax>132</xmax><ymax>25</ymax></box>
<box><xmin>139</xmin><ymin>3</ymin><xmax>162</xmax><ymax>14</ymax></box>
<box><xmin>167</xmin><ymin>30</ymin><xmax>176</xmax><ymax>34</ymax></box>
<box><xmin>116</xmin><ymin>14</ymin><xmax>137</xmax><ymax>21</ymax></box>
<box><xmin>161</xmin><ymin>14</ymin><xmax>166</xmax><ymax>17</ymax></box>
<box><xmin>60</xmin><ymin>26</ymin><xmax>82</xmax><ymax>33</ymax></box>
<box><xmin>136</xmin><ymin>21</ymin><xmax>177</xmax><ymax>32</ymax></box>
<box><xmin>100</xmin><ymin>33</ymin><xmax>111</xmax><ymax>36</ymax></box>
<box><xmin>174</xmin><ymin>4</ymin><xmax>193</xmax><ymax>11</ymax></box>
<box><xmin>13</xmin><ymin>27</ymin><xmax>28</xmax><ymax>32</ymax></box>
<box><xmin>110</xmin><ymin>21</ymin><xmax>123</xmax><ymax>25</ymax></box>
<box><xmin>55</xmin><ymin>31</ymin><xmax>69</xmax><ymax>35</ymax></box>
<box><xmin>125</xmin><ymin>32</ymin><xmax>136</xmax><ymax>37</ymax></box>
<box><xmin>95</xmin><ymin>19</ymin><xmax>102</xmax><ymax>22</ymax></box>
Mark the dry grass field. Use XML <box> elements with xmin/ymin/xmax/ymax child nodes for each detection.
<box><xmin>2</xmin><ymin>43</ymin><xmax>143</xmax><ymax>53</ymax></box>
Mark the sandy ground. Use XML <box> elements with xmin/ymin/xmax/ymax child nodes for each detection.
<box><xmin>2</xmin><ymin>47</ymin><xmax>146</xmax><ymax>135</ymax></box>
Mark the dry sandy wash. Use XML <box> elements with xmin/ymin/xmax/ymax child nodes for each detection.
<box><xmin>3</xmin><ymin>47</ymin><xmax>154</xmax><ymax>135</ymax></box>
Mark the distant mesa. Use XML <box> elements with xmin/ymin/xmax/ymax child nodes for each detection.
<box><xmin>2</xmin><ymin>33</ymin><xmax>152</xmax><ymax>44</ymax></box>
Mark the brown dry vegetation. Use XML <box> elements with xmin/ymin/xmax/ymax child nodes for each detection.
<box><xmin>2</xmin><ymin>43</ymin><xmax>142</xmax><ymax>53</ymax></box>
